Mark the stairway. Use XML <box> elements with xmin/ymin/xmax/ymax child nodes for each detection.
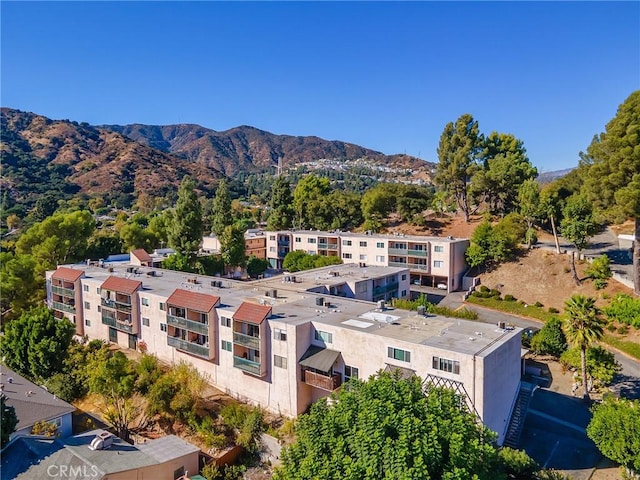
<box><xmin>503</xmin><ymin>382</ymin><xmax>535</xmax><ymax>448</ymax></box>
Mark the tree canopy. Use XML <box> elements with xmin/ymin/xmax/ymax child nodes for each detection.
<box><xmin>211</xmin><ymin>179</ymin><xmax>233</xmax><ymax>237</ymax></box>
<box><xmin>168</xmin><ymin>176</ymin><xmax>203</xmax><ymax>257</ymax></box>
<box><xmin>560</xmin><ymin>195</ymin><xmax>598</xmax><ymax>285</ymax></box>
<box><xmin>1</xmin><ymin>394</ymin><xmax>18</xmax><ymax>448</ymax></box>
<box><xmin>274</xmin><ymin>371</ymin><xmax>503</xmax><ymax>480</ymax></box>
<box><xmin>267</xmin><ymin>176</ymin><xmax>295</xmax><ymax>230</ymax></box>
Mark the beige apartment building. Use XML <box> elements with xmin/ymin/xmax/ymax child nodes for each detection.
<box><xmin>265</xmin><ymin>230</ymin><xmax>469</xmax><ymax>292</ymax></box>
<box><xmin>46</xmin><ymin>260</ymin><xmax>522</xmax><ymax>445</ymax></box>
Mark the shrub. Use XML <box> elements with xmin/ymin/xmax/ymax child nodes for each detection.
<box><xmin>606</xmin><ymin>324</ymin><xmax>617</xmax><ymax>332</ymax></box>
<box><xmin>479</xmin><ymin>285</ymin><xmax>490</xmax><ymax>293</ymax></box>
<box><xmin>548</xmin><ymin>307</ymin><xmax>560</xmax><ymax>314</ymax></box>
<box><xmin>534</xmin><ymin>301</ymin><xmax>543</xmax><ymax>308</ymax></box>
<box><xmin>594</xmin><ymin>279</ymin><xmax>607</xmax><ymax>290</ymax></box>
<box><xmin>603</xmin><ymin>294</ymin><xmax>640</xmax><ymax>328</ymax></box>
<box><xmin>530</xmin><ymin>317</ymin><xmax>567</xmax><ymax>357</ymax></box>
<box><xmin>617</xmin><ymin>325</ymin><xmax>629</xmax><ymax>335</ymax></box>
<box><xmin>560</xmin><ymin>346</ymin><xmax>621</xmax><ymax>387</ymax></box>
<box><xmin>499</xmin><ymin>447</ymin><xmax>538</xmax><ymax>478</ymax></box>
<box><xmin>586</xmin><ymin>255</ymin><xmax>613</xmax><ymax>282</ymax></box>
<box><xmin>504</xmin><ymin>294</ymin><xmax>516</xmax><ymax>302</ymax></box>
<box><xmin>490</xmin><ymin>289</ymin><xmax>501</xmax><ymax>297</ymax></box>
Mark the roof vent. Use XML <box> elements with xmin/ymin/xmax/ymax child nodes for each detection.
<box><xmin>89</xmin><ymin>431</ymin><xmax>114</xmax><ymax>451</ymax></box>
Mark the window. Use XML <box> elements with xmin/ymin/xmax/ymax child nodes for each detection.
<box><xmin>308</xmin><ymin>238</ymin><xmax>316</xmax><ymax>244</ymax></box>
<box><xmin>434</xmin><ymin>245</ymin><xmax>444</xmax><ymax>253</ymax></box>
<box><xmin>359</xmin><ymin>241</ymin><xmax>367</xmax><ymax>247</ymax></box>
<box><xmin>376</xmin><ymin>242</ymin><xmax>384</xmax><ymax>248</ymax></box>
<box><xmin>401</xmin><ymin>290</ymin><xmax>407</xmax><ymax>297</ymax></box>
<box><xmin>221</xmin><ymin>316</ymin><xmax>231</xmax><ymax>328</ymax></box>
<box><xmin>359</xmin><ymin>254</ymin><xmax>367</xmax><ymax>261</ymax></box>
<box><xmin>432</xmin><ymin>356</ymin><xmax>460</xmax><ymax>374</ymax></box>
<box><xmin>160</xmin><ymin>323</ymin><xmax>167</xmax><ymax>332</ymax></box>
<box><xmin>274</xmin><ymin>328</ymin><xmax>287</xmax><ymax>341</ymax></box>
<box><xmin>96</xmin><ymin>288</ymin><xmax>101</xmax><ymax>295</ymax></box>
<box><xmin>375</xmin><ymin>255</ymin><xmax>385</xmax><ymax>262</ymax></box>
<box><xmin>159</xmin><ymin>302</ymin><xmax>166</xmax><ymax>311</ymax></box>
<box><xmin>97</xmin><ymin>306</ymin><xmax>101</xmax><ymax>313</ymax></box>
<box><xmin>142</xmin><ymin>317</ymin><xmax>150</xmax><ymax>327</ymax></box>
<box><xmin>433</xmin><ymin>260</ymin><xmax>444</xmax><ymax>268</ymax></box>
<box><xmin>295</xmin><ymin>237</ymin><xmax>301</xmax><ymax>243</ymax></box>
<box><xmin>85</xmin><ymin>319</ymin><xmax>91</xmax><ymax>327</ymax></box>
<box><xmin>357</xmin><ymin>283</ymin><xmax>368</xmax><ymax>293</ymax></box>
<box><xmin>388</xmin><ymin>347</ymin><xmax>411</xmax><ymax>363</ymax></box>
<box><xmin>269</xmin><ymin>246</ymin><xmax>276</xmax><ymax>252</ymax></box>
<box><xmin>342</xmin><ymin>253</ymin><xmax>352</xmax><ymax>259</ymax></box>
<box><xmin>269</xmin><ymin>235</ymin><xmax>276</xmax><ymax>241</ymax></box>
<box><xmin>221</xmin><ymin>340</ymin><xmax>232</xmax><ymax>352</ymax></box>
<box><xmin>315</xmin><ymin>330</ymin><xmax>333</xmax><ymax>344</ymax></box>
<box><xmin>401</xmin><ymin>274</ymin><xmax>407</xmax><ymax>280</ymax></box>
<box><xmin>344</xmin><ymin>365</ymin><xmax>359</xmax><ymax>381</ymax></box>
<box><xmin>274</xmin><ymin>355</ymin><xmax>287</xmax><ymax>369</ymax></box>
<box><xmin>84</xmin><ymin>301</ymin><xmax>90</xmax><ymax>310</ymax></box>
<box><xmin>83</xmin><ymin>284</ymin><xmax>89</xmax><ymax>292</ymax></box>
<box><xmin>141</xmin><ymin>297</ymin><xmax>149</xmax><ymax>306</ymax></box>
<box><xmin>342</xmin><ymin>240</ymin><xmax>352</xmax><ymax>246</ymax></box>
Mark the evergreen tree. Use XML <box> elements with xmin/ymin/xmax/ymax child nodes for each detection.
<box><xmin>168</xmin><ymin>176</ymin><xmax>203</xmax><ymax>258</ymax></box>
<box><xmin>581</xmin><ymin>90</ymin><xmax>640</xmax><ymax>295</ymax></box>
<box><xmin>220</xmin><ymin>224</ymin><xmax>246</xmax><ymax>271</ymax></box>
<box><xmin>1</xmin><ymin>394</ymin><xmax>18</xmax><ymax>448</ymax></box>
<box><xmin>267</xmin><ymin>176</ymin><xmax>294</xmax><ymax>230</ymax></box>
<box><xmin>211</xmin><ymin>179</ymin><xmax>233</xmax><ymax>237</ymax></box>
<box><xmin>560</xmin><ymin>195</ymin><xmax>598</xmax><ymax>286</ymax></box>
<box><xmin>434</xmin><ymin>114</ymin><xmax>483</xmax><ymax>222</ymax></box>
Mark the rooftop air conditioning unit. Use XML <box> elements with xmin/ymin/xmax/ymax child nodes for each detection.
<box><xmin>377</xmin><ymin>300</ymin><xmax>386</xmax><ymax>310</ymax></box>
<box><xmin>417</xmin><ymin>305</ymin><xmax>426</xmax><ymax>316</ymax></box>
<box><xmin>88</xmin><ymin>431</ymin><xmax>114</xmax><ymax>451</ymax></box>
<box><xmin>316</xmin><ymin>297</ymin><xmax>325</xmax><ymax>306</ymax></box>
<box><xmin>498</xmin><ymin>321</ymin><xmax>506</xmax><ymax>330</ymax></box>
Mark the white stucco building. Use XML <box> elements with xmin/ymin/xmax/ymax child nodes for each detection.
<box><xmin>46</xmin><ymin>259</ymin><xmax>522</xmax><ymax>445</ymax></box>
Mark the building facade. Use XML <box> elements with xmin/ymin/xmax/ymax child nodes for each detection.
<box><xmin>46</xmin><ymin>261</ymin><xmax>521</xmax><ymax>445</ymax></box>
<box><xmin>265</xmin><ymin>230</ymin><xmax>469</xmax><ymax>292</ymax></box>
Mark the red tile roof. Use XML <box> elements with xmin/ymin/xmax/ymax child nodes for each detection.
<box><xmin>166</xmin><ymin>289</ymin><xmax>220</xmax><ymax>313</ymax></box>
<box><xmin>101</xmin><ymin>276</ymin><xmax>142</xmax><ymax>295</ymax></box>
<box><xmin>232</xmin><ymin>302</ymin><xmax>272</xmax><ymax>325</ymax></box>
<box><xmin>52</xmin><ymin>267</ymin><xmax>84</xmax><ymax>283</ymax></box>
<box><xmin>131</xmin><ymin>249</ymin><xmax>152</xmax><ymax>263</ymax></box>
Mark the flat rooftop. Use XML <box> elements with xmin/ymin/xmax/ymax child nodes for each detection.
<box><xmin>56</xmin><ymin>262</ymin><xmax>518</xmax><ymax>357</ymax></box>
<box><xmin>269</xmin><ymin>229</ymin><xmax>468</xmax><ymax>243</ymax></box>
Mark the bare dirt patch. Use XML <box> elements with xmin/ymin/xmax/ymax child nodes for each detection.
<box><xmin>385</xmin><ymin>214</ymin><xmax>482</xmax><ymax>238</ymax></box>
<box><xmin>477</xmin><ymin>248</ymin><xmax>634</xmax><ymax>312</ymax></box>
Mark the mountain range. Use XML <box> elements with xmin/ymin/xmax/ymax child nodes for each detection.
<box><xmin>0</xmin><ymin>107</ymin><xmax>432</xmax><ymax>207</ymax></box>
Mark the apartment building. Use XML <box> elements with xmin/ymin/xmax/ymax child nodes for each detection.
<box><xmin>265</xmin><ymin>230</ymin><xmax>470</xmax><ymax>292</ymax></box>
<box><xmin>202</xmin><ymin>229</ymin><xmax>267</xmax><ymax>259</ymax></box>
<box><xmin>46</xmin><ymin>260</ymin><xmax>522</xmax><ymax>445</ymax></box>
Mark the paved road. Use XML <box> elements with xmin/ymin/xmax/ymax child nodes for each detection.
<box><xmin>439</xmin><ymin>292</ymin><xmax>640</xmax><ymax>399</ymax></box>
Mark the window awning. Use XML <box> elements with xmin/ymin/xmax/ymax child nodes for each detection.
<box><xmin>384</xmin><ymin>363</ymin><xmax>416</xmax><ymax>380</ymax></box>
<box><xmin>299</xmin><ymin>345</ymin><xmax>341</xmax><ymax>373</ymax></box>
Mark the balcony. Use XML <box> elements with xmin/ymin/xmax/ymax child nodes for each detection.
<box><xmin>373</xmin><ymin>282</ymin><xmax>399</xmax><ymax>296</ymax></box>
<box><xmin>407</xmin><ymin>249</ymin><xmax>427</xmax><ymax>257</ymax></box>
<box><xmin>233</xmin><ymin>356</ymin><xmax>262</xmax><ymax>376</ymax></box>
<box><xmin>318</xmin><ymin>243</ymin><xmax>339</xmax><ymax>251</ymax></box>
<box><xmin>408</xmin><ymin>264</ymin><xmax>429</xmax><ymax>271</ymax></box>
<box><xmin>52</xmin><ymin>285</ymin><xmax>74</xmax><ymax>297</ymax></box>
<box><xmin>233</xmin><ymin>332</ymin><xmax>260</xmax><ymax>350</ymax></box>
<box><xmin>167</xmin><ymin>336</ymin><xmax>210</xmax><ymax>358</ymax></box>
<box><xmin>101</xmin><ymin>298</ymin><xmax>132</xmax><ymax>312</ymax></box>
<box><xmin>101</xmin><ymin>313</ymin><xmax>134</xmax><ymax>333</ymax></box>
<box><xmin>388</xmin><ymin>261</ymin><xmax>407</xmax><ymax>268</ymax></box>
<box><xmin>277</xmin><ymin>239</ymin><xmax>290</xmax><ymax>246</ymax></box>
<box><xmin>167</xmin><ymin>314</ymin><xmax>209</xmax><ymax>335</ymax></box>
<box><xmin>302</xmin><ymin>370</ymin><xmax>342</xmax><ymax>391</ymax></box>
<box><xmin>388</xmin><ymin>247</ymin><xmax>408</xmax><ymax>255</ymax></box>
<box><xmin>52</xmin><ymin>301</ymin><xmax>75</xmax><ymax>314</ymax></box>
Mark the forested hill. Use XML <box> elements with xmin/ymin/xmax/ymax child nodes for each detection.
<box><xmin>102</xmin><ymin>123</ymin><xmax>430</xmax><ymax>177</ymax></box>
<box><xmin>0</xmin><ymin>108</ymin><xmax>220</xmax><ymax>208</ymax></box>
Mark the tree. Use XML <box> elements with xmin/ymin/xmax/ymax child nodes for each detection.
<box><xmin>560</xmin><ymin>195</ymin><xmax>598</xmax><ymax>286</ymax></box>
<box><xmin>560</xmin><ymin>346</ymin><xmax>621</xmax><ymax>388</ymax></box>
<box><xmin>518</xmin><ymin>179</ymin><xmax>541</xmax><ymax>248</ymax></box>
<box><xmin>15</xmin><ymin>210</ymin><xmax>95</xmax><ymax>273</ymax></box>
<box><xmin>581</xmin><ymin>91</ymin><xmax>640</xmax><ymax>295</ymax></box>
<box><xmin>0</xmin><ymin>306</ymin><xmax>75</xmax><ymax>382</ymax></box>
<box><xmin>434</xmin><ymin>113</ymin><xmax>483</xmax><ymax>222</ymax></box>
<box><xmin>1</xmin><ymin>394</ymin><xmax>18</xmax><ymax>448</ymax></box>
<box><xmin>360</xmin><ymin>185</ymin><xmax>395</xmax><ymax>232</ymax></box>
<box><xmin>86</xmin><ymin>231</ymin><xmax>123</xmax><ymax>260</ymax></box>
<box><xmin>293</xmin><ymin>175</ymin><xmax>331</xmax><ymax>229</ymax></box>
<box><xmin>587</xmin><ymin>397</ymin><xmax>640</xmax><ymax>474</ymax></box>
<box><xmin>168</xmin><ymin>176</ymin><xmax>203</xmax><ymax>258</ymax></box>
<box><xmin>274</xmin><ymin>371</ymin><xmax>502</xmax><ymax>480</ymax></box>
<box><xmin>220</xmin><ymin>224</ymin><xmax>246</xmax><ymax>271</ymax></box>
<box><xmin>530</xmin><ymin>317</ymin><xmax>567</xmax><ymax>357</ymax></box>
<box><xmin>246</xmin><ymin>255</ymin><xmax>269</xmax><ymax>278</ymax></box>
<box><xmin>585</xmin><ymin>255</ymin><xmax>612</xmax><ymax>289</ymax></box>
<box><xmin>539</xmin><ymin>189</ymin><xmax>562</xmax><ymax>254</ymax></box>
<box><xmin>563</xmin><ymin>295</ymin><xmax>606</xmax><ymax>401</ymax></box>
<box><xmin>211</xmin><ymin>179</ymin><xmax>233</xmax><ymax>237</ymax></box>
<box><xmin>267</xmin><ymin>176</ymin><xmax>294</xmax><ymax>230</ymax></box>
<box><xmin>0</xmin><ymin>252</ymin><xmax>40</xmax><ymax>320</ymax></box>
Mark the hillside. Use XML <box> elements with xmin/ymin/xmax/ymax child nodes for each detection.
<box><xmin>0</xmin><ymin>108</ymin><xmax>220</xmax><ymax>207</ymax></box>
<box><xmin>102</xmin><ymin>123</ymin><xmax>433</xmax><ymax>177</ymax></box>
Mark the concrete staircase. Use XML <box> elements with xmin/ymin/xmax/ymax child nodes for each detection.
<box><xmin>503</xmin><ymin>382</ymin><xmax>535</xmax><ymax>448</ymax></box>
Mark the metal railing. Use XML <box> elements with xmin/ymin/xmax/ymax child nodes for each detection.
<box><xmin>233</xmin><ymin>356</ymin><xmax>262</xmax><ymax>376</ymax></box>
<box><xmin>388</xmin><ymin>248</ymin><xmax>408</xmax><ymax>255</ymax></box>
<box><xmin>233</xmin><ymin>332</ymin><xmax>260</xmax><ymax>350</ymax></box>
<box><xmin>101</xmin><ymin>298</ymin><xmax>132</xmax><ymax>312</ymax></box>
<box><xmin>407</xmin><ymin>249</ymin><xmax>427</xmax><ymax>257</ymax></box>
<box><xmin>52</xmin><ymin>301</ymin><xmax>75</xmax><ymax>314</ymax></box>
<box><xmin>52</xmin><ymin>285</ymin><xmax>74</xmax><ymax>297</ymax></box>
<box><xmin>167</xmin><ymin>336</ymin><xmax>210</xmax><ymax>358</ymax></box>
<box><xmin>167</xmin><ymin>314</ymin><xmax>209</xmax><ymax>335</ymax></box>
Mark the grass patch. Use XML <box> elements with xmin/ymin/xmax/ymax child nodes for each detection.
<box><xmin>466</xmin><ymin>295</ymin><xmax>557</xmax><ymax>322</ymax></box>
<box><xmin>601</xmin><ymin>335</ymin><xmax>640</xmax><ymax>361</ymax></box>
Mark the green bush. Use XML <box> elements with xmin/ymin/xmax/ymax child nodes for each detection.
<box><xmin>603</xmin><ymin>294</ymin><xmax>640</xmax><ymax>328</ymax></box>
<box><xmin>548</xmin><ymin>307</ymin><xmax>560</xmax><ymax>314</ymax></box>
<box><xmin>479</xmin><ymin>285</ymin><xmax>490</xmax><ymax>293</ymax></box>
<box><xmin>530</xmin><ymin>317</ymin><xmax>567</xmax><ymax>357</ymax></box>
<box><xmin>594</xmin><ymin>279</ymin><xmax>608</xmax><ymax>290</ymax></box>
<box><xmin>560</xmin><ymin>346</ymin><xmax>621</xmax><ymax>387</ymax></box>
<box><xmin>534</xmin><ymin>301</ymin><xmax>543</xmax><ymax>308</ymax></box>
<box><xmin>499</xmin><ymin>447</ymin><xmax>538</xmax><ymax>478</ymax></box>
<box><xmin>504</xmin><ymin>294</ymin><xmax>516</xmax><ymax>302</ymax></box>
<box><xmin>617</xmin><ymin>325</ymin><xmax>629</xmax><ymax>335</ymax></box>
<box><xmin>586</xmin><ymin>255</ymin><xmax>612</xmax><ymax>283</ymax></box>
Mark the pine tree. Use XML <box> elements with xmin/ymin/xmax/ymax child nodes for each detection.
<box><xmin>167</xmin><ymin>176</ymin><xmax>203</xmax><ymax>258</ymax></box>
<box><xmin>211</xmin><ymin>179</ymin><xmax>233</xmax><ymax>237</ymax></box>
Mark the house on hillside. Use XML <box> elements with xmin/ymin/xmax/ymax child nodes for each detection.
<box><xmin>0</xmin><ymin>366</ymin><xmax>75</xmax><ymax>441</ymax></box>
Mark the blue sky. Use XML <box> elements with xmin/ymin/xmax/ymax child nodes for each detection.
<box><xmin>2</xmin><ymin>2</ymin><xmax>638</xmax><ymax>172</ymax></box>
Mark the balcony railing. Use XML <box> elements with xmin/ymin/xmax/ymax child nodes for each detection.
<box><xmin>167</xmin><ymin>314</ymin><xmax>209</xmax><ymax>335</ymax></box>
<box><xmin>388</xmin><ymin>261</ymin><xmax>408</xmax><ymax>268</ymax></box>
<box><xmin>318</xmin><ymin>243</ymin><xmax>339</xmax><ymax>250</ymax></box>
<box><xmin>167</xmin><ymin>336</ymin><xmax>210</xmax><ymax>358</ymax></box>
<box><xmin>302</xmin><ymin>370</ymin><xmax>342</xmax><ymax>391</ymax></box>
<box><xmin>102</xmin><ymin>313</ymin><xmax>134</xmax><ymax>333</ymax></box>
<box><xmin>408</xmin><ymin>264</ymin><xmax>429</xmax><ymax>271</ymax></box>
<box><xmin>388</xmin><ymin>247</ymin><xmax>408</xmax><ymax>255</ymax></box>
<box><xmin>101</xmin><ymin>314</ymin><xmax>116</xmax><ymax>328</ymax></box>
<box><xmin>373</xmin><ymin>282</ymin><xmax>399</xmax><ymax>295</ymax></box>
<box><xmin>233</xmin><ymin>332</ymin><xmax>260</xmax><ymax>350</ymax></box>
<box><xmin>52</xmin><ymin>301</ymin><xmax>75</xmax><ymax>314</ymax></box>
<box><xmin>233</xmin><ymin>356</ymin><xmax>262</xmax><ymax>376</ymax></box>
<box><xmin>101</xmin><ymin>298</ymin><xmax>132</xmax><ymax>312</ymax></box>
<box><xmin>407</xmin><ymin>249</ymin><xmax>427</xmax><ymax>257</ymax></box>
<box><xmin>277</xmin><ymin>239</ymin><xmax>290</xmax><ymax>245</ymax></box>
<box><xmin>52</xmin><ymin>285</ymin><xmax>74</xmax><ymax>297</ymax></box>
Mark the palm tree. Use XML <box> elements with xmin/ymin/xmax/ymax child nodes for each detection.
<box><xmin>563</xmin><ymin>295</ymin><xmax>606</xmax><ymax>401</ymax></box>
